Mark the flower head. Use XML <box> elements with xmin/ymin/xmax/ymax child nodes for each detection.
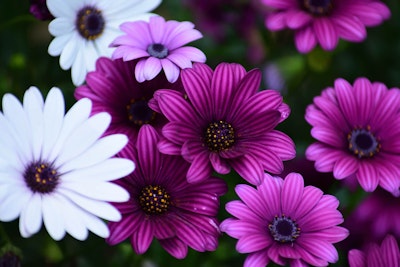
<box><xmin>74</xmin><ymin>57</ymin><xmax>183</xmax><ymax>147</ymax></box>
<box><xmin>261</xmin><ymin>0</ymin><xmax>390</xmax><ymax>53</ymax></box>
<box><xmin>305</xmin><ymin>77</ymin><xmax>400</xmax><ymax>196</ymax></box>
<box><xmin>0</xmin><ymin>87</ymin><xmax>135</xmax><ymax>240</ymax></box>
<box><xmin>348</xmin><ymin>234</ymin><xmax>400</xmax><ymax>267</ymax></box>
<box><xmin>111</xmin><ymin>15</ymin><xmax>206</xmax><ymax>83</ymax></box>
<box><xmin>153</xmin><ymin>62</ymin><xmax>295</xmax><ymax>185</ymax></box>
<box><xmin>29</xmin><ymin>0</ymin><xmax>53</xmax><ymax>21</ymax></box>
<box><xmin>220</xmin><ymin>173</ymin><xmax>349</xmax><ymax>267</ymax></box>
<box><xmin>46</xmin><ymin>0</ymin><xmax>161</xmax><ymax>86</ymax></box>
<box><xmin>107</xmin><ymin>125</ymin><xmax>227</xmax><ymax>259</ymax></box>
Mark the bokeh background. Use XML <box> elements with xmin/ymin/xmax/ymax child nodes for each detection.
<box><xmin>0</xmin><ymin>0</ymin><xmax>399</xmax><ymax>266</ymax></box>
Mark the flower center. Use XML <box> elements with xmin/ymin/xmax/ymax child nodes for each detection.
<box><xmin>147</xmin><ymin>43</ymin><xmax>169</xmax><ymax>59</ymax></box>
<box><xmin>76</xmin><ymin>6</ymin><xmax>105</xmax><ymax>40</ymax></box>
<box><xmin>126</xmin><ymin>98</ymin><xmax>157</xmax><ymax>126</ymax></box>
<box><xmin>348</xmin><ymin>127</ymin><xmax>380</xmax><ymax>158</ymax></box>
<box><xmin>269</xmin><ymin>215</ymin><xmax>300</xmax><ymax>243</ymax></box>
<box><xmin>204</xmin><ymin>120</ymin><xmax>235</xmax><ymax>151</ymax></box>
<box><xmin>302</xmin><ymin>0</ymin><xmax>333</xmax><ymax>16</ymax></box>
<box><xmin>24</xmin><ymin>162</ymin><xmax>59</xmax><ymax>194</ymax></box>
<box><xmin>139</xmin><ymin>185</ymin><xmax>171</xmax><ymax>215</ymax></box>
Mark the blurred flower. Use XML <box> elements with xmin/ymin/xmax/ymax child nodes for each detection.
<box><xmin>29</xmin><ymin>0</ymin><xmax>53</xmax><ymax>21</ymax></box>
<box><xmin>46</xmin><ymin>0</ymin><xmax>161</xmax><ymax>86</ymax></box>
<box><xmin>348</xmin><ymin>234</ymin><xmax>400</xmax><ymax>267</ymax></box>
<box><xmin>153</xmin><ymin>62</ymin><xmax>295</xmax><ymax>184</ymax></box>
<box><xmin>0</xmin><ymin>87</ymin><xmax>134</xmax><ymax>240</ymax></box>
<box><xmin>107</xmin><ymin>125</ymin><xmax>227</xmax><ymax>259</ymax></box>
<box><xmin>74</xmin><ymin>57</ymin><xmax>183</xmax><ymax>147</ymax></box>
<box><xmin>305</xmin><ymin>77</ymin><xmax>400</xmax><ymax>197</ymax></box>
<box><xmin>111</xmin><ymin>16</ymin><xmax>206</xmax><ymax>83</ymax></box>
<box><xmin>0</xmin><ymin>251</ymin><xmax>20</xmax><ymax>267</ymax></box>
<box><xmin>220</xmin><ymin>173</ymin><xmax>349</xmax><ymax>267</ymax></box>
<box><xmin>261</xmin><ymin>0</ymin><xmax>390</xmax><ymax>53</ymax></box>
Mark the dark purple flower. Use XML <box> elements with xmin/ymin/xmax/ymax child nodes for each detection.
<box><xmin>220</xmin><ymin>173</ymin><xmax>349</xmax><ymax>266</ymax></box>
<box><xmin>106</xmin><ymin>125</ymin><xmax>227</xmax><ymax>259</ymax></box>
<box><xmin>348</xmin><ymin>234</ymin><xmax>400</xmax><ymax>267</ymax></box>
<box><xmin>74</xmin><ymin>57</ymin><xmax>183</xmax><ymax>147</ymax></box>
<box><xmin>29</xmin><ymin>0</ymin><xmax>54</xmax><ymax>21</ymax></box>
<box><xmin>261</xmin><ymin>0</ymin><xmax>390</xmax><ymax>53</ymax></box>
<box><xmin>153</xmin><ymin>62</ymin><xmax>295</xmax><ymax>185</ymax></box>
<box><xmin>305</xmin><ymin>77</ymin><xmax>400</xmax><ymax>197</ymax></box>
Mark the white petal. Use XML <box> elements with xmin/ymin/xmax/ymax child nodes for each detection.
<box><xmin>58</xmin><ymin>134</ymin><xmax>129</xmax><ymax>172</ymax></box>
<box><xmin>60</xmin><ymin>181</ymin><xmax>129</xmax><ymax>202</ymax></box>
<box><xmin>59</xmin><ymin>32</ymin><xmax>80</xmax><ymax>70</ymax></box>
<box><xmin>41</xmin><ymin>88</ymin><xmax>65</xmax><ymax>160</ymax></box>
<box><xmin>48</xmin><ymin>17</ymin><xmax>74</xmax><ymax>36</ymax></box>
<box><xmin>46</xmin><ymin>0</ymin><xmax>79</xmax><ymax>18</ymax></box>
<box><xmin>60</xmin><ymin>158</ymin><xmax>135</xmax><ymax>182</ymax></box>
<box><xmin>0</xmin><ymin>185</ymin><xmax>30</xmax><ymax>222</ymax></box>
<box><xmin>21</xmin><ymin>194</ymin><xmax>43</xmax><ymax>236</ymax></box>
<box><xmin>42</xmin><ymin>194</ymin><xmax>66</xmax><ymax>240</ymax></box>
<box><xmin>61</xmin><ymin>197</ymin><xmax>89</xmax><ymax>241</ymax></box>
<box><xmin>79</xmin><ymin>209</ymin><xmax>110</xmax><ymax>239</ymax></box>
<box><xmin>71</xmin><ymin>42</ymin><xmax>87</xmax><ymax>86</ymax></box>
<box><xmin>54</xmin><ymin>112</ymin><xmax>111</xmax><ymax>167</ymax></box>
<box><xmin>59</xmin><ymin>188</ymin><xmax>122</xmax><ymax>221</ymax></box>
<box><xmin>83</xmin><ymin>41</ymin><xmax>99</xmax><ymax>73</ymax></box>
<box><xmin>48</xmin><ymin>34</ymin><xmax>73</xmax><ymax>57</ymax></box>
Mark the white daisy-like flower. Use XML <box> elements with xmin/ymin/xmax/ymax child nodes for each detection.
<box><xmin>0</xmin><ymin>86</ymin><xmax>135</xmax><ymax>241</ymax></box>
<box><xmin>47</xmin><ymin>0</ymin><xmax>162</xmax><ymax>86</ymax></box>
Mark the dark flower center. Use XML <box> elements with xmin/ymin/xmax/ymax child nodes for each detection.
<box><xmin>139</xmin><ymin>185</ymin><xmax>171</xmax><ymax>215</ymax></box>
<box><xmin>126</xmin><ymin>98</ymin><xmax>157</xmax><ymax>126</ymax></box>
<box><xmin>269</xmin><ymin>215</ymin><xmax>300</xmax><ymax>243</ymax></box>
<box><xmin>204</xmin><ymin>120</ymin><xmax>235</xmax><ymax>151</ymax></box>
<box><xmin>147</xmin><ymin>43</ymin><xmax>169</xmax><ymax>59</ymax></box>
<box><xmin>348</xmin><ymin>127</ymin><xmax>380</xmax><ymax>158</ymax></box>
<box><xmin>24</xmin><ymin>162</ymin><xmax>59</xmax><ymax>194</ymax></box>
<box><xmin>76</xmin><ymin>6</ymin><xmax>105</xmax><ymax>40</ymax></box>
<box><xmin>302</xmin><ymin>0</ymin><xmax>333</xmax><ymax>16</ymax></box>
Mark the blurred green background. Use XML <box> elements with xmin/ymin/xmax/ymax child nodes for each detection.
<box><xmin>0</xmin><ymin>0</ymin><xmax>399</xmax><ymax>266</ymax></box>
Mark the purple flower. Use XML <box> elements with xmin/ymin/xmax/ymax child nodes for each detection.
<box><xmin>111</xmin><ymin>16</ymin><xmax>206</xmax><ymax>83</ymax></box>
<box><xmin>29</xmin><ymin>0</ymin><xmax>54</xmax><ymax>21</ymax></box>
<box><xmin>152</xmin><ymin>62</ymin><xmax>295</xmax><ymax>185</ymax></box>
<box><xmin>305</xmin><ymin>77</ymin><xmax>400</xmax><ymax>196</ymax></box>
<box><xmin>261</xmin><ymin>0</ymin><xmax>390</xmax><ymax>53</ymax></box>
<box><xmin>220</xmin><ymin>173</ymin><xmax>349</xmax><ymax>267</ymax></box>
<box><xmin>106</xmin><ymin>125</ymin><xmax>227</xmax><ymax>259</ymax></box>
<box><xmin>74</xmin><ymin>57</ymin><xmax>183</xmax><ymax>147</ymax></box>
<box><xmin>348</xmin><ymin>234</ymin><xmax>400</xmax><ymax>267</ymax></box>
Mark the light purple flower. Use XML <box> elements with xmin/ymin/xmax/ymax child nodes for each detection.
<box><xmin>348</xmin><ymin>234</ymin><xmax>400</xmax><ymax>267</ymax></box>
<box><xmin>152</xmin><ymin>62</ymin><xmax>295</xmax><ymax>185</ymax></box>
<box><xmin>111</xmin><ymin>15</ymin><xmax>206</xmax><ymax>83</ymax></box>
<box><xmin>305</xmin><ymin>77</ymin><xmax>400</xmax><ymax>196</ymax></box>
<box><xmin>261</xmin><ymin>0</ymin><xmax>390</xmax><ymax>53</ymax></box>
<box><xmin>220</xmin><ymin>173</ymin><xmax>349</xmax><ymax>267</ymax></box>
<box><xmin>74</xmin><ymin>57</ymin><xmax>183</xmax><ymax>147</ymax></box>
<box><xmin>106</xmin><ymin>125</ymin><xmax>227</xmax><ymax>259</ymax></box>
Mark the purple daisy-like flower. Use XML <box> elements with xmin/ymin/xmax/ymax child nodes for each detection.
<box><xmin>29</xmin><ymin>0</ymin><xmax>54</xmax><ymax>20</ymax></box>
<box><xmin>106</xmin><ymin>125</ymin><xmax>227</xmax><ymax>259</ymax></box>
<box><xmin>348</xmin><ymin>234</ymin><xmax>400</xmax><ymax>267</ymax></box>
<box><xmin>74</xmin><ymin>57</ymin><xmax>183</xmax><ymax>146</ymax></box>
<box><xmin>152</xmin><ymin>62</ymin><xmax>295</xmax><ymax>185</ymax></box>
<box><xmin>111</xmin><ymin>15</ymin><xmax>206</xmax><ymax>83</ymax></box>
<box><xmin>220</xmin><ymin>173</ymin><xmax>349</xmax><ymax>267</ymax></box>
<box><xmin>305</xmin><ymin>77</ymin><xmax>400</xmax><ymax>196</ymax></box>
<box><xmin>261</xmin><ymin>0</ymin><xmax>390</xmax><ymax>53</ymax></box>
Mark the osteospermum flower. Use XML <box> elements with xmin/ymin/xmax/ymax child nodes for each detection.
<box><xmin>111</xmin><ymin>15</ymin><xmax>206</xmax><ymax>83</ymax></box>
<box><xmin>261</xmin><ymin>0</ymin><xmax>390</xmax><ymax>53</ymax></box>
<box><xmin>46</xmin><ymin>0</ymin><xmax>161</xmax><ymax>86</ymax></box>
<box><xmin>348</xmin><ymin>234</ymin><xmax>400</xmax><ymax>267</ymax></box>
<box><xmin>220</xmin><ymin>173</ymin><xmax>349</xmax><ymax>267</ymax></box>
<box><xmin>75</xmin><ymin>57</ymin><xmax>183</xmax><ymax>146</ymax></box>
<box><xmin>0</xmin><ymin>87</ymin><xmax>135</xmax><ymax>240</ymax></box>
<box><xmin>153</xmin><ymin>62</ymin><xmax>295</xmax><ymax>184</ymax></box>
<box><xmin>305</xmin><ymin>77</ymin><xmax>400</xmax><ymax>196</ymax></box>
<box><xmin>107</xmin><ymin>125</ymin><xmax>227</xmax><ymax>259</ymax></box>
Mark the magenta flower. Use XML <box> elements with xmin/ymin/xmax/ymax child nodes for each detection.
<box><xmin>74</xmin><ymin>57</ymin><xmax>183</xmax><ymax>146</ymax></box>
<box><xmin>220</xmin><ymin>173</ymin><xmax>349</xmax><ymax>267</ymax></box>
<box><xmin>261</xmin><ymin>0</ymin><xmax>390</xmax><ymax>53</ymax></box>
<box><xmin>348</xmin><ymin>234</ymin><xmax>400</xmax><ymax>267</ymax></box>
<box><xmin>111</xmin><ymin>15</ymin><xmax>206</xmax><ymax>83</ymax></box>
<box><xmin>152</xmin><ymin>62</ymin><xmax>295</xmax><ymax>185</ymax></box>
<box><xmin>305</xmin><ymin>77</ymin><xmax>400</xmax><ymax>196</ymax></box>
<box><xmin>29</xmin><ymin>0</ymin><xmax>54</xmax><ymax>20</ymax></box>
<box><xmin>106</xmin><ymin>125</ymin><xmax>227</xmax><ymax>259</ymax></box>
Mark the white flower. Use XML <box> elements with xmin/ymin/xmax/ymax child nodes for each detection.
<box><xmin>0</xmin><ymin>86</ymin><xmax>135</xmax><ymax>241</ymax></box>
<box><xmin>47</xmin><ymin>0</ymin><xmax>162</xmax><ymax>86</ymax></box>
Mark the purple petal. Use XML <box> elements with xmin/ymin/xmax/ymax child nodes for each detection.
<box><xmin>348</xmin><ymin>249</ymin><xmax>366</xmax><ymax>267</ymax></box>
<box><xmin>162</xmin><ymin>122</ymin><xmax>198</xmax><ymax>145</ymax></box>
<box><xmin>332</xmin><ymin>15</ymin><xmax>366</xmax><ymax>42</ymax></box>
<box><xmin>186</xmin><ymin>152</ymin><xmax>213</xmax><ymax>183</ymax></box>
<box><xmin>298</xmin><ymin>208</ymin><xmax>343</xmax><ymax>232</ymax></box>
<box><xmin>381</xmin><ymin>235</ymin><xmax>400</xmax><ymax>267</ymax></box>
<box><xmin>235</xmin><ymin>184</ymin><xmax>267</xmax><ymax>217</ymax></box>
<box><xmin>143</xmin><ymin>57</ymin><xmax>162</xmax><ymax>81</ymax></box>
<box><xmin>265</xmin><ymin>12</ymin><xmax>287</xmax><ymax>31</ymax></box>
<box><xmin>170</xmin><ymin>46</ymin><xmax>206</xmax><ymax>65</ymax></box>
<box><xmin>174</xmin><ymin>217</ymin><xmax>208</xmax><ymax>252</ymax></box>
<box><xmin>310</xmin><ymin>126</ymin><xmax>344</xmax><ymax>147</ymax></box>
<box><xmin>353</xmin><ymin>78</ymin><xmax>374</xmax><ymax>122</ymax></box>
<box><xmin>305</xmin><ymin>226</ymin><xmax>349</xmax><ymax>243</ymax></box>
<box><xmin>286</xmin><ymin>10</ymin><xmax>312</xmax><ymax>29</ymax></box>
<box><xmin>225</xmin><ymin>200</ymin><xmax>264</xmax><ymax>223</ymax></box>
<box><xmin>161</xmin><ymin>58</ymin><xmax>180</xmax><ymax>83</ymax></box>
<box><xmin>281</xmin><ymin>173</ymin><xmax>304</xmax><ymax>215</ymax></box>
<box><xmin>176</xmin><ymin>192</ymin><xmax>220</xmax><ymax>216</ymax></box>
<box><xmin>351</xmin><ymin>2</ymin><xmax>391</xmax><ymax>27</ymax></box>
<box><xmin>292</xmin><ymin>186</ymin><xmax>323</xmax><ymax>220</ymax></box>
<box><xmin>181</xmin><ymin>140</ymin><xmax>207</xmax><ymax>162</ymax></box>
<box><xmin>258</xmin><ymin>174</ymin><xmax>283</xmax><ymax>217</ymax></box>
<box><xmin>332</xmin><ymin>155</ymin><xmax>359</xmax><ymax>179</ymax></box>
<box><xmin>295</xmin><ymin>26</ymin><xmax>317</xmax><ymax>53</ymax></box>
<box><xmin>220</xmin><ymin>218</ymin><xmax>261</xmax><ymax>238</ymax></box>
<box><xmin>370</xmin><ymin>88</ymin><xmax>400</xmax><ymax>132</ymax></box>
<box><xmin>157</xmin><ymin>139</ymin><xmax>182</xmax><ymax>155</ymax></box>
<box><xmin>185</xmin><ymin>176</ymin><xmax>228</xmax><ymax>196</ymax></box>
<box><xmin>153</xmin><ymin>218</ymin><xmax>175</xmax><ymax>239</ymax></box>
<box><xmin>334</xmin><ymin>78</ymin><xmax>358</xmax><ymax>126</ymax></box>
<box><xmin>159</xmin><ymin>238</ymin><xmax>188</xmax><ymax>259</ymax></box>
<box><xmin>209</xmin><ymin>153</ymin><xmax>230</xmax><ymax>174</ymax></box>
<box><xmin>261</xmin><ymin>130</ymin><xmax>296</xmax><ymax>160</ymax></box>
<box><xmin>295</xmin><ymin>244</ymin><xmax>329</xmax><ymax>266</ymax></box>
<box><xmin>118</xmin><ymin>21</ymin><xmax>152</xmax><ymax>48</ymax></box>
<box><xmin>107</xmin><ymin>213</ymin><xmax>142</xmax><ymax>245</ymax></box>
<box><xmin>236</xmin><ymin>234</ymin><xmax>272</xmax><ymax>253</ymax></box>
<box><xmin>356</xmin><ymin>161</ymin><xmax>379</xmax><ymax>192</ymax></box>
<box><xmin>137</xmin><ymin>125</ymin><xmax>162</xmax><ymax>180</ymax></box>
<box><xmin>130</xmin><ymin>220</ymin><xmax>154</xmax><ymax>254</ymax></box>
<box><xmin>167</xmin><ymin>22</ymin><xmax>203</xmax><ymax>50</ymax></box>
<box><xmin>313</xmin><ymin>18</ymin><xmax>338</xmax><ymax>51</ymax></box>
<box><xmin>235</xmin><ymin>110</ymin><xmax>281</xmax><ymax>138</ymax></box>
<box><xmin>298</xmin><ymin>238</ymin><xmax>338</xmax><ymax>263</ymax></box>
<box><xmin>148</xmin><ymin>16</ymin><xmax>166</xmax><ymax>43</ymax></box>
<box><xmin>262</xmin><ymin>0</ymin><xmax>296</xmax><ymax>9</ymax></box>
<box><xmin>244</xmin><ymin>250</ymin><xmax>270</xmax><ymax>267</ymax></box>
<box><xmin>230</xmin><ymin>154</ymin><xmax>264</xmax><ymax>185</ymax></box>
